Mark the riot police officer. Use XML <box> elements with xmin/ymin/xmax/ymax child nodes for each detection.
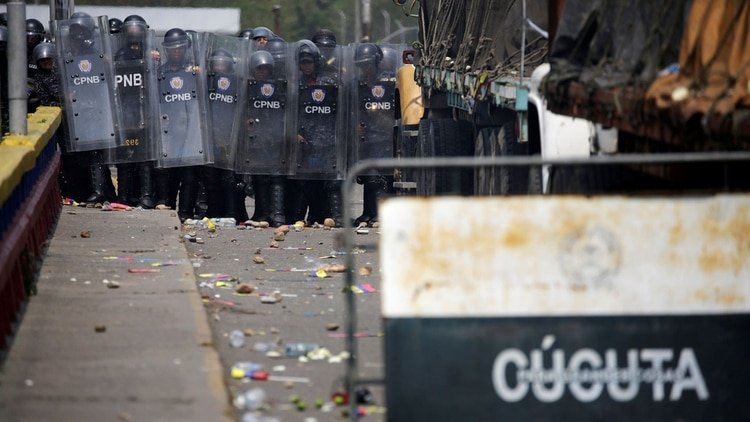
<box><xmin>63</xmin><ymin>12</ymin><xmax>117</xmax><ymax>204</ymax></box>
<box><xmin>291</xmin><ymin>40</ymin><xmax>344</xmax><ymax>226</ymax></box>
<box><xmin>352</xmin><ymin>43</ymin><xmax>395</xmax><ymax>226</ymax></box>
<box><xmin>252</xmin><ymin>27</ymin><xmax>272</xmax><ymax>48</ymax></box>
<box><xmin>242</xmin><ymin>50</ymin><xmax>289</xmax><ymax>226</ymax></box>
<box><xmin>111</xmin><ymin>14</ymin><xmax>157</xmax><ymax>208</ymax></box>
<box><xmin>108</xmin><ymin>17</ymin><xmax>123</xmax><ymax>34</ymax></box>
<box><xmin>26</xmin><ymin>19</ymin><xmax>46</xmax><ymax>80</ymax></box>
<box><xmin>154</xmin><ymin>28</ymin><xmax>204</xmax><ymax>220</ymax></box>
<box><xmin>204</xmin><ymin>47</ymin><xmax>248</xmax><ymax>222</ymax></box>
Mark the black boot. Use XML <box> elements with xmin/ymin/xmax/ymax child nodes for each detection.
<box><xmin>269</xmin><ymin>176</ymin><xmax>287</xmax><ymax>227</ymax></box>
<box><xmin>289</xmin><ymin>180</ymin><xmax>309</xmax><ymax>223</ymax></box>
<box><xmin>86</xmin><ymin>158</ymin><xmax>107</xmax><ymax>204</ymax></box>
<box><xmin>116</xmin><ymin>164</ymin><xmax>134</xmax><ymax>204</ymax></box>
<box><xmin>326</xmin><ymin>180</ymin><xmax>343</xmax><ymax>227</ymax></box>
<box><xmin>194</xmin><ymin>177</ymin><xmax>208</xmax><ymax>219</ymax></box>
<box><xmin>138</xmin><ymin>162</ymin><xmax>156</xmax><ymax>209</ymax></box>
<box><xmin>204</xmin><ymin>167</ymin><xmax>224</xmax><ymax>217</ymax></box>
<box><xmin>154</xmin><ymin>168</ymin><xmax>172</xmax><ymax>209</ymax></box>
<box><xmin>177</xmin><ymin>167</ymin><xmax>198</xmax><ymax>221</ymax></box>
<box><xmin>367</xmin><ymin>176</ymin><xmax>390</xmax><ymax>226</ymax></box>
<box><xmin>354</xmin><ymin>179</ymin><xmax>376</xmax><ymax>226</ymax></box>
<box><xmin>250</xmin><ymin>175</ymin><xmax>271</xmax><ymax>222</ymax></box>
<box><xmin>233</xmin><ymin>173</ymin><xmax>250</xmax><ymax>223</ymax></box>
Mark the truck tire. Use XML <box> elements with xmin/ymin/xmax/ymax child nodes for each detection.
<box><xmin>494</xmin><ymin>118</ymin><xmax>530</xmax><ymax>195</ymax></box>
<box><xmin>418</xmin><ymin>118</ymin><xmax>474</xmax><ymax>195</ymax></box>
<box><xmin>474</xmin><ymin>128</ymin><xmax>494</xmax><ymax>195</ymax></box>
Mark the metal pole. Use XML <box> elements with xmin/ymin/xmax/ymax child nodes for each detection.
<box><xmin>354</xmin><ymin>0</ymin><xmax>361</xmax><ymax>43</ymax></box>
<box><xmin>8</xmin><ymin>2</ymin><xmax>27</xmax><ymax>135</ymax></box>
<box><xmin>361</xmin><ymin>0</ymin><xmax>371</xmax><ymax>41</ymax></box>
<box><xmin>381</xmin><ymin>10</ymin><xmax>391</xmax><ymax>42</ymax></box>
<box><xmin>338</xmin><ymin>10</ymin><xmax>347</xmax><ymax>45</ymax></box>
<box><xmin>272</xmin><ymin>5</ymin><xmax>281</xmax><ymax>37</ymax></box>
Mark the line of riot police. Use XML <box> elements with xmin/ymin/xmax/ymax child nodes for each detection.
<box><xmin>52</xmin><ymin>13</ymin><xmax>407</xmax><ymax>226</ymax></box>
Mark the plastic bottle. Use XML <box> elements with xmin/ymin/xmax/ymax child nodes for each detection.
<box><xmin>234</xmin><ymin>387</ymin><xmax>266</xmax><ymax>411</ymax></box>
<box><xmin>229</xmin><ymin>330</ymin><xmax>245</xmax><ymax>348</ymax></box>
<box><xmin>212</xmin><ymin>217</ymin><xmax>236</xmax><ymax>227</ymax></box>
<box><xmin>285</xmin><ymin>342</ymin><xmax>320</xmax><ymax>358</ymax></box>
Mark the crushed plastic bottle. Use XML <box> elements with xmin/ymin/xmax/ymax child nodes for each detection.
<box><xmin>253</xmin><ymin>342</ymin><xmax>274</xmax><ymax>353</ymax></box>
<box><xmin>285</xmin><ymin>342</ymin><xmax>320</xmax><ymax>358</ymax></box>
<box><xmin>229</xmin><ymin>330</ymin><xmax>246</xmax><ymax>348</ymax></box>
<box><xmin>213</xmin><ymin>217</ymin><xmax>236</xmax><ymax>228</ymax></box>
<box><xmin>234</xmin><ymin>387</ymin><xmax>267</xmax><ymax>411</ymax></box>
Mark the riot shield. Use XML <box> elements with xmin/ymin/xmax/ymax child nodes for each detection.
<box><xmin>289</xmin><ymin>42</ymin><xmax>346</xmax><ymax>180</ymax></box>
<box><xmin>348</xmin><ymin>43</ymin><xmax>399</xmax><ymax>176</ymax></box>
<box><xmin>237</xmin><ymin>43</ymin><xmax>292</xmax><ymax>175</ymax></box>
<box><xmin>154</xmin><ymin>31</ymin><xmax>213</xmax><ymax>168</ymax></box>
<box><xmin>105</xmin><ymin>24</ymin><xmax>158</xmax><ymax>164</ymax></box>
<box><xmin>205</xmin><ymin>34</ymin><xmax>247</xmax><ymax>170</ymax></box>
<box><xmin>55</xmin><ymin>15</ymin><xmax>118</xmax><ymax>152</ymax></box>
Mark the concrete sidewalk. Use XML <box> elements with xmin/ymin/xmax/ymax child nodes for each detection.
<box><xmin>0</xmin><ymin>206</ymin><xmax>231</xmax><ymax>422</ymax></box>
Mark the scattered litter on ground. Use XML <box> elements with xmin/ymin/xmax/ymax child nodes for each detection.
<box><xmin>355</xmin><ymin>228</ymin><xmax>369</xmax><ymax>235</ymax></box>
<box><xmin>127</xmin><ymin>268</ymin><xmax>160</xmax><ymax>273</ymax></box>
<box><xmin>80</xmin><ymin>230</ymin><xmax>91</xmax><ymax>238</ymax></box>
<box><xmin>236</xmin><ymin>283</ymin><xmax>255</xmax><ymax>294</ymax></box>
<box><xmin>324</xmin><ymin>218</ymin><xmax>336</xmax><ymax>228</ymax></box>
<box><xmin>358</xmin><ymin>265</ymin><xmax>373</xmax><ymax>276</ymax></box>
<box><xmin>254</xmin><ymin>256</ymin><xmax>265</xmax><ymax>264</ymax></box>
<box><xmin>94</xmin><ymin>325</ymin><xmax>106</xmax><ymax>333</ymax></box>
<box><xmin>234</xmin><ymin>387</ymin><xmax>266</xmax><ymax>411</ymax></box>
<box><xmin>351</xmin><ymin>283</ymin><xmax>377</xmax><ymax>294</ymax></box>
<box><xmin>273</xmin><ymin>232</ymin><xmax>285</xmax><ymax>242</ymax></box>
<box><xmin>327</xmin><ymin>331</ymin><xmax>383</xmax><ymax>339</ymax></box>
<box><xmin>325</xmin><ymin>323</ymin><xmax>340</xmax><ymax>331</ymax></box>
<box><xmin>105</xmin><ymin>280</ymin><xmax>120</xmax><ymax>289</ymax></box>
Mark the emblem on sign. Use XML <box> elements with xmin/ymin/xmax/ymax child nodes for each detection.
<box><xmin>372</xmin><ymin>85</ymin><xmax>385</xmax><ymax>99</ymax></box>
<box><xmin>218</xmin><ymin>77</ymin><xmax>230</xmax><ymax>91</ymax></box>
<box><xmin>260</xmin><ymin>83</ymin><xmax>274</xmax><ymax>98</ymax></box>
<box><xmin>312</xmin><ymin>88</ymin><xmax>325</xmax><ymax>103</ymax></box>
<box><xmin>170</xmin><ymin>76</ymin><xmax>184</xmax><ymax>90</ymax></box>
<box><xmin>78</xmin><ymin>60</ymin><xmax>92</xmax><ymax>73</ymax></box>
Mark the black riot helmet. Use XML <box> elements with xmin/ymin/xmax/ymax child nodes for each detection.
<box><xmin>122</xmin><ymin>15</ymin><xmax>148</xmax><ymax>41</ymax></box>
<box><xmin>209</xmin><ymin>48</ymin><xmax>235</xmax><ymax>73</ymax></box>
<box><xmin>108</xmin><ymin>18</ymin><xmax>123</xmax><ymax>34</ymax></box>
<box><xmin>162</xmin><ymin>27</ymin><xmax>190</xmax><ymax>49</ymax></box>
<box><xmin>354</xmin><ymin>43</ymin><xmax>383</xmax><ymax>67</ymax></box>
<box><xmin>68</xmin><ymin>12</ymin><xmax>95</xmax><ymax>44</ymax></box>
<box><xmin>311</xmin><ymin>29</ymin><xmax>336</xmax><ymax>48</ymax></box>
<box><xmin>266</xmin><ymin>38</ymin><xmax>287</xmax><ymax>62</ymax></box>
<box><xmin>380</xmin><ymin>46</ymin><xmax>398</xmax><ymax>70</ymax></box>
<box><xmin>26</xmin><ymin>19</ymin><xmax>46</xmax><ymax>50</ymax></box>
<box><xmin>250</xmin><ymin>50</ymin><xmax>274</xmax><ymax>71</ymax></box>
<box><xmin>297</xmin><ymin>40</ymin><xmax>320</xmax><ymax>63</ymax></box>
<box><xmin>238</xmin><ymin>28</ymin><xmax>254</xmax><ymax>39</ymax></box>
<box><xmin>32</xmin><ymin>42</ymin><xmax>57</xmax><ymax>64</ymax></box>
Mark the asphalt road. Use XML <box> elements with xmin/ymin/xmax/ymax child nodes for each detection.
<box><xmin>184</xmin><ymin>193</ymin><xmax>386</xmax><ymax>421</ymax></box>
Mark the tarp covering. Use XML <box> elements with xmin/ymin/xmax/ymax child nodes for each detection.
<box><xmin>544</xmin><ymin>0</ymin><xmax>750</xmax><ymax>146</ymax></box>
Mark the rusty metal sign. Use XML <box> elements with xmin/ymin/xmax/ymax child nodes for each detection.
<box><xmin>380</xmin><ymin>194</ymin><xmax>750</xmax><ymax>420</ymax></box>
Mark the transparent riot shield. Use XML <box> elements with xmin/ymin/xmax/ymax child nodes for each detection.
<box><xmin>205</xmin><ymin>34</ymin><xmax>247</xmax><ymax>171</ymax></box>
<box><xmin>154</xmin><ymin>31</ymin><xmax>213</xmax><ymax>168</ymax></box>
<box><xmin>105</xmin><ymin>25</ymin><xmax>158</xmax><ymax>164</ymax></box>
<box><xmin>55</xmin><ymin>15</ymin><xmax>118</xmax><ymax>152</ymax></box>
<box><xmin>237</xmin><ymin>42</ymin><xmax>292</xmax><ymax>175</ymax></box>
<box><xmin>348</xmin><ymin>43</ymin><xmax>399</xmax><ymax>176</ymax></box>
<box><xmin>288</xmin><ymin>42</ymin><xmax>346</xmax><ymax>180</ymax></box>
